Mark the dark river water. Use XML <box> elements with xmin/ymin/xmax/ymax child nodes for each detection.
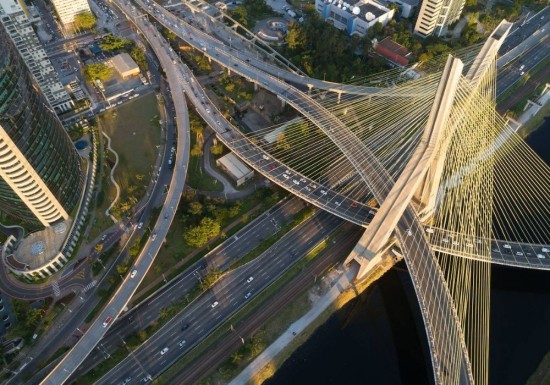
<box><xmin>265</xmin><ymin>119</ymin><xmax>550</xmax><ymax>385</ymax></box>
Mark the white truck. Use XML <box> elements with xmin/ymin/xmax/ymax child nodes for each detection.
<box><xmin>287</xmin><ymin>9</ymin><xmax>296</xmax><ymax>18</ymax></box>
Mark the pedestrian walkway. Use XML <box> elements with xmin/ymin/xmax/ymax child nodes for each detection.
<box><xmin>229</xmin><ymin>268</ymin><xmax>356</xmax><ymax>385</ymax></box>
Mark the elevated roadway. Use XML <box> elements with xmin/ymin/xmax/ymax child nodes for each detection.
<box><xmin>142</xmin><ymin>2</ymin><xmax>550</xmax><ymax>271</ymax></box>
<box><xmin>40</xmin><ymin>5</ymin><xmax>191</xmax><ymax>384</ymax></box>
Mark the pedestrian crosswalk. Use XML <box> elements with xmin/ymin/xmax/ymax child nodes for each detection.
<box><xmin>82</xmin><ymin>280</ymin><xmax>97</xmax><ymax>293</ymax></box>
<box><xmin>52</xmin><ymin>280</ymin><xmax>60</xmax><ymax>297</ymax></box>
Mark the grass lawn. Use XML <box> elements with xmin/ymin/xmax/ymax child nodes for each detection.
<box><xmin>187</xmin><ymin>132</ymin><xmax>223</xmax><ymax>192</ymax></box>
<box><xmin>98</xmin><ymin>92</ymin><xmax>161</xmax><ymax>193</ymax></box>
<box><xmin>87</xmin><ymin>93</ymin><xmax>161</xmax><ymax>239</ymax></box>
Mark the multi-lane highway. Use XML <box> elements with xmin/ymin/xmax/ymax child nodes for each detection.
<box><xmin>95</xmin><ymin>210</ymin><xmax>344</xmax><ymax>384</ymax></box>
<box><xmin>57</xmin><ymin>197</ymin><xmax>305</xmax><ymax>381</ymax></box>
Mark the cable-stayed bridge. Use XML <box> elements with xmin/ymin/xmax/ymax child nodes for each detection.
<box><xmin>139</xmin><ymin>5</ymin><xmax>550</xmax><ymax>384</ymax></box>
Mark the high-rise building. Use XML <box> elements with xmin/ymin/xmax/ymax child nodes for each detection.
<box><xmin>0</xmin><ymin>24</ymin><xmax>84</xmax><ymax>228</ymax></box>
<box><xmin>414</xmin><ymin>0</ymin><xmax>465</xmax><ymax>37</ymax></box>
<box><xmin>0</xmin><ymin>0</ymin><xmax>73</xmax><ymax>114</ymax></box>
<box><xmin>50</xmin><ymin>0</ymin><xmax>91</xmax><ymax>33</ymax></box>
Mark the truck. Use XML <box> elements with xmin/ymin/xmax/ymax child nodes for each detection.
<box><xmin>287</xmin><ymin>9</ymin><xmax>296</xmax><ymax>18</ymax></box>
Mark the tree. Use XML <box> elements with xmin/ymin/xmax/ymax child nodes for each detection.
<box><xmin>190</xmin><ymin>142</ymin><xmax>203</xmax><ymax>157</ymax></box>
<box><xmin>231</xmin><ymin>351</ymin><xmax>243</xmax><ymax>364</ymax></box>
<box><xmin>286</xmin><ymin>23</ymin><xmax>307</xmax><ymax>49</ymax></box>
<box><xmin>210</xmin><ymin>142</ymin><xmax>224</xmax><ymax>155</ymax></box>
<box><xmin>116</xmin><ymin>264</ymin><xmax>129</xmax><ymax>275</ymax></box>
<box><xmin>94</xmin><ymin>243</ymin><xmax>104</xmax><ymax>253</ymax></box>
<box><xmin>85</xmin><ymin>63</ymin><xmax>112</xmax><ymax>81</ymax></box>
<box><xmin>130</xmin><ymin>46</ymin><xmax>148</xmax><ymax>71</ymax></box>
<box><xmin>183</xmin><ymin>217</ymin><xmax>221</xmax><ymax>248</ymax></box>
<box><xmin>100</xmin><ymin>34</ymin><xmax>131</xmax><ymax>51</ymax></box>
<box><xmin>187</xmin><ymin>201</ymin><xmax>203</xmax><ymax>216</ymax></box>
<box><xmin>74</xmin><ymin>12</ymin><xmax>96</xmax><ymax>31</ymax></box>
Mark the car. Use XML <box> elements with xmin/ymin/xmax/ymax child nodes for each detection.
<box><xmin>537</xmin><ymin>254</ymin><xmax>546</xmax><ymax>259</ymax></box>
<box><xmin>102</xmin><ymin>317</ymin><xmax>113</xmax><ymax>328</ymax></box>
<box><xmin>130</xmin><ymin>269</ymin><xmax>138</xmax><ymax>278</ymax></box>
<box><xmin>452</xmin><ymin>241</ymin><xmax>459</xmax><ymax>246</ymax></box>
<box><xmin>300</xmin><ymin>178</ymin><xmax>307</xmax><ymax>183</ymax></box>
<box><xmin>101</xmin><ymin>234</ymin><xmax>107</xmax><ymax>241</ymax></box>
<box><xmin>466</xmin><ymin>243</ymin><xmax>474</xmax><ymax>248</ymax></box>
<box><xmin>542</xmin><ymin>248</ymin><xmax>549</xmax><ymax>253</ymax></box>
<box><xmin>405</xmin><ymin>228</ymin><xmax>412</xmax><ymax>236</ymax></box>
<box><xmin>503</xmin><ymin>244</ymin><xmax>512</xmax><ymax>249</ymax></box>
<box><xmin>246</xmin><ymin>276</ymin><xmax>254</xmax><ymax>283</ymax></box>
<box><xmin>309</xmin><ymin>183</ymin><xmax>317</xmax><ymax>188</ymax></box>
<box><xmin>425</xmin><ymin>228</ymin><xmax>434</xmax><ymax>234</ymax></box>
<box><xmin>178</xmin><ymin>339</ymin><xmax>187</xmax><ymax>347</ymax></box>
<box><xmin>137</xmin><ymin>222</ymin><xmax>143</xmax><ymax>229</ymax></box>
<box><xmin>211</xmin><ymin>301</ymin><xmax>219</xmax><ymax>308</ymax></box>
<box><xmin>320</xmin><ymin>190</ymin><xmax>327</xmax><ymax>195</ymax></box>
<box><xmin>244</xmin><ymin>292</ymin><xmax>252</xmax><ymax>300</ymax></box>
<box><xmin>181</xmin><ymin>323</ymin><xmax>190</xmax><ymax>331</ymax></box>
<box><xmin>151</xmin><ymin>233</ymin><xmax>157</xmax><ymax>241</ymax></box>
<box><xmin>293</xmin><ymin>179</ymin><xmax>300</xmax><ymax>185</ymax></box>
<box><xmin>515</xmin><ymin>251</ymin><xmax>524</xmax><ymax>256</ymax></box>
<box><xmin>442</xmin><ymin>238</ymin><xmax>449</xmax><ymax>243</ymax></box>
<box><xmin>268</xmin><ymin>164</ymin><xmax>276</xmax><ymax>170</ymax></box>
<box><xmin>305</xmin><ymin>186</ymin><xmax>311</xmax><ymax>192</ymax></box>
<box><xmin>283</xmin><ymin>174</ymin><xmax>290</xmax><ymax>179</ymax></box>
<box><xmin>160</xmin><ymin>347</ymin><xmax>169</xmax><ymax>355</ymax></box>
<box><xmin>262</xmin><ymin>154</ymin><xmax>270</xmax><ymax>161</ymax></box>
<box><xmin>121</xmin><ymin>377</ymin><xmax>132</xmax><ymax>385</ymax></box>
<box><xmin>368</xmin><ymin>210</ymin><xmax>376</xmax><ymax>215</ymax></box>
<box><xmin>334</xmin><ymin>201</ymin><xmax>341</xmax><ymax>206</ymax></box>
<box><xmin>349</xmin><ymin>201</ymin><xmax>358</xmax><ymax>208</ymax></box>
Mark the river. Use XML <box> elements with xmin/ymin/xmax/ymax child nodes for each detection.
<box><xmin>264</xmin><ymin>119</ymin><xmax>550</xmax><ymax>385</ymax></box>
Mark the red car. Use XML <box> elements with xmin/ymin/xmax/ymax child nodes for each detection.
<box><xmin>102</xmin><ymin>316</ymin><xmax>113</xmax><ymax>328</ymax></box>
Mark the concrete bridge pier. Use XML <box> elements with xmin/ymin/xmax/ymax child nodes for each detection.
<box><xmin>307</xmin><ymin>84</ymin><xmax>313</xmax><ymax>95</ymax></box>
<box><xmin>337</xmin><ymin>91</ymin><xmax>342</xmax><ymax>104</ymax></box>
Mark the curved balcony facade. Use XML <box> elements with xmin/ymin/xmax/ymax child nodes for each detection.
<box><xmin>0</xmin><ymin>26</ymin><xmax>83</xmax><ymax>228</ymax></box>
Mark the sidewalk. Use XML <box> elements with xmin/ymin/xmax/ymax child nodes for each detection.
<box><xmin>229</xmin><ymin>268</ymin><xmax>356</xmax><ymax>385</ymax></box>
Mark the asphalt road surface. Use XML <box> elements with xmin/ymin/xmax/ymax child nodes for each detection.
<box><xmin>95</xmin><ymin>210</ymin><xmax>344</xmax><ymax>384</ymax></box>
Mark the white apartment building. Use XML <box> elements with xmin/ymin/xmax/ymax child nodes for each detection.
<box><xmin>0</xmin><ymin>0</ymin><xmax>73</xmax><ymax>113</ymax></box>
<box><xmin>315</xmin><ymin>0</ymin><xmax>394</xmax><ymax>37</ymax></box>
<box><xmin>50</xmin><ymin>0</ymin><xmax>91</xmax><ymax>31</ymax></box>
<box><xmin>414</xmin><ymin>0</ymin><xmax>465</xmax><ymax>37</ymax></box>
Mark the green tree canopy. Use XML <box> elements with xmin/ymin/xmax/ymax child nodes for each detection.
<box><xmin>130</xmin><ymin>46</ymin><xmax>148</xmax><ymax>71</ymax></box>
<box><xmin>183</xmin><ymin>217</ymin><xmax>221</xmax><ymax>248</ymax></box>
<box><xmin>85</xmin><ymin>63</ymin><xmax>112</xmax><ymax>81</ymax></box>
<box><xmin>74</xmin><ymin>12</ymin><xmax>96</xmax><ymax>31</ymax></box>
<box><xmin>100</xmin><ymin>34</ymin><xmax>132</xmax><ymax>51</ymax></box>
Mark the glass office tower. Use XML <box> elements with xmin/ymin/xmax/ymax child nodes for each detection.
<box><xmin>0</xmin><ymin>24</ymin><xmax>83</xmax><ymax>228</ymax></box>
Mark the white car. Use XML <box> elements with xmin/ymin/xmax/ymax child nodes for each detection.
<box><xmin>320</xmin><ymin>190</ymin><xmax>327</xmax><ymax>195</ymax></box>
<box><xmin>515</xmin><ymin>251</ymin><xmax>524</xmax><ymax>256</ymax></box>
<box><xmin>293</xmin><ymin>180</ymin><xmax>300</xmax><ymax>185</ymax></box>
<box><xmin>304</xmin><ymin>186</ymin><xmax>311</xmax><ymax>192</ymax></box>
<box><xmin>211</xmin><ymin>301</ymin><xmax>219</xmax><ymax>308</ymax></box>
<box><xmin>160</xmin><ymin>347</ymin><xmax>169</xmax><ymax>355</ymax></box>
<box><xmin>334</xmin><ymin>201</ymin><xmax>341</xmax><ymax>206</ymax></box>
<box><xmin>503</xmin><ymin>244</ymin><xmax>512</xmax><ymax>249</ymax></box>
<box><xmin>442</xmin><ymin>238</ymin><xmax>449</xmax><ymax>243</ymax></box>
<box><xmin>425</xmin><ymin>228</ymin><xmax>434</xmax><ymax>234</ymax></box>
<box><xmin>244</xmin><ymin>292</ymin><xmax>252</xmax><ymax>300</ymax></box>
<box><xmin>151</xmin><ymin>233</ymin><xmax>157</xmax><ymax>241</ymax></box>
<box><xmin>130</xmin><ymin>269</ymin><xmax>138</xmax><ymax>278</ymax></box>
<box><xmin>246</xmin><ymin>276</ymin><xmax>254</xmax><ymax>283</ymax></box>
<box><xmin>542</xmin><ymin>248</ymin><xmax>549</xmax><ymax>253</ymax></box>
<box><xmin>283</xmin><ymin>174</ymin><xmax>290</xmax><ymax>180</ymax></box>
<box><xmin>137</xmin><ymin>222</ymin><xmax>143</xmax><ymax>229</ymax></box>
<box><xmin>262</xmin><ymin>155</ymin><xmax>270</xmax><ymax>161</ymax></box>
<box><xmin>178</xmin><ymin>339</ymin><xmax>187</xmax><ymax>347</ymax></box>
<box><xmin>405</xmin><ymin>228</ymin><xmax>412</xmax><ymax>236</ymax></box>
<box><xmin>537</xmin><ymin>254</ymin><xmax>546</xmax><ymax>259</ymax></box>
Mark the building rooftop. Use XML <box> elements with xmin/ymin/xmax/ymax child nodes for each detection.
<box><xmin>110</xmin><ymin>52</ymin><xmax>139</xmax><ymax>75</ymax></box>
<box><xmin>217</xmin><ymin>152</ymin><xmax>253</xmax><ymax>179</ymax></box>
<box><xmin>327</xmin><ymin>0</ymin><xmax>388</xmax><ymax>19</ymax></box>
<box><xmin>12</xmin><ymin>219</ymin><xmax>71</xmax><ymax>269</ymax></box>
<box><xmin>375</xmin><ymin>36</ymin><xmax>412</xmax><ymax>66</ymax></box>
